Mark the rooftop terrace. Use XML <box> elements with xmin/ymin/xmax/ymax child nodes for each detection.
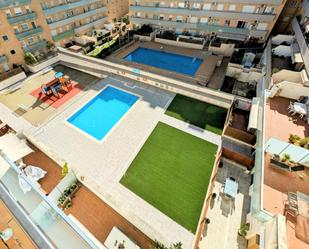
<box><xmin>265</xmin><ymin>97</ymin><xmax>309</xmax><ymax>142</ymax></box>
<box><xmin>0</xmin><ymin>65</ymin><xmax>98</xmax><ymax>126</ymax></box>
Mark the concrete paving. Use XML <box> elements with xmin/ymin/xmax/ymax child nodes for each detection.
<box><xmin>160</xmin><ymin>114</ymin><xmax>222</xmax><ymax>146</ymax></box>
<box><xmin>29</xmin><ymin>76</ymin><xmax>195</xmax><ymax>249</ymax></box>
<box><xmin>198</xmin><ymin>159</ymin><xmax>251</xmax><ymax>249</ymax></box>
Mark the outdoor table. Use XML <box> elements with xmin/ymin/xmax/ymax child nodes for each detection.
<box><xmin>297</xmin><ymin>192</ymin><xmax>309</xmax><ymax>219</ymax></box>
<box><xmin>104</xmin><ymin>227</ymin><xmax>140</xmax><ymax>249</ymax></box>
<box><xmin>224</xmin><ymin>178</ymin><xmax>238</xmax><ymax>198</ymax></box>
<box><xmin>293</xmin><ymin>102</ymin><xmax>307</xmax><ymax>115</ymax></box>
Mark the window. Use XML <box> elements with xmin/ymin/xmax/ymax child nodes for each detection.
<box><xmin>200</xmin><ymin>17</ymin><xmax>208</xmax><ymax>23</ymax></box>
<box><xmin>20</xmin><ymin>40</ymin><xmax>26</xmax><ymax>47</ymax></box>
<box><xmin>168</xmin><ymin>15</ymin><xmax>172</xmax><ymax>21</ymax></box>
<box><xmin>50</xmin><ymin>0</ymin><xmax>54</xmax><ymax>7</ymax></box>
<box><xmin>190</xmin><ymin>17</ymin><xmax>197</xmax><ymax>23</ymax></box>
<box><xmin>21</xmin><ymin>23</ymin><xmax>29</xmax><ymax>31</ymax></box>
<box><xmin>224</xmin><ymin>20</ymin><xmax>230</xmax><ymax>26</ymax></box>
<box><xmin>31</xmin><ymin>21</ymin><xmax>36</xmax><ymax>28</ymax></box>
<box><xmin>229</xmin><ymin>5</ymin><xmax>236</xmax><ymax>11</ymax></box>
<box><xmin>28</xmin><ymin>37</ymin><xmax>34</xmax><ymax>44</ymax></box>
<box><xmin>2</xmin><ymin>35</ymin><xmax>8</xmax><ymax>41</ymax></box>
<box><xmin>46</xmin><ymin>16</ymin><xmax>52</xmax><ymax>24</ymax></box>
<box><xmin>10</xmin><ymin>50</ymin><xmax>16</xmax><ymax>55</ymax></box>
<box><xmin>192</xmin><ymin>3</ymin><xmax>200</xmax><ymax>9</ymax></box>
<box><xmin>178</xmin><ymin>2</ymin><xmax>185</xmax><ymax>8</ymax></box>
<box><xmin>203</xmin><ymin>3</ymin><xmax>211</xmax><ymax>10</ymax></box>
<box><xmin>217</xmin><ymin>4</ymin><xmax>224</xmax><ymax>11</ymax></box>
<box><xmin>237</xmin><ymin>21</ymin><xmax>247</xmax><ymax>29</ymax></box>
<box><xmin>256</xmin><ymin>22</ymin><xmax>268</xmax><ymax>30</ymax></box>
<box><xmin>25</xmin><ymin>5</ymin><xmax>31</xmax><ymax>13</ymax></box>
<box><xmin>242</xmin><ymin>5</ymin><xmax>255</xmax><ymax>13</ymax></box>
<box><xmin>159</xmin><ymin>14</ymin><xmax>164</xmax><ymax>20</ymax></box>
<box><xmin>264</xmin><ymin>6</ymin><xmax>275</xmax><ymax>14</ymax></box>
<box><xmin>176</xmin><ymin>16</ymin><xmax>183</xmax><ymax>22</ymax></box>
<box><xmin>14</xmin><ymin>7</ymin><xmax>22</xmax><ymax>16</ymax></box>
<box><xmin>5</xmin><ymin>10</ymin><xmax>12</xmax><ymax>18</ymax></box>
<box><xmin>13</xmin><ymin>26</ymin><xmax>19</xmax><ymax>33</ymax></box>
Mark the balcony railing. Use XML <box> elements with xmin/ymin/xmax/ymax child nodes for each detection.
<box><xmin>292</xmin><ymin>17</ymin><xmax>309</xmax><ymax>72</ymax></box>
<box><xmin>0</xmin><ymin>0</ymin><xmax>30</xmax><ymax>8</ymax></box>
<box><xmin>15</xmin><ymin>26</ymin><xmax>43</xmax><ymax>40</ymax></box>
<box><xmin>129</xmin><ymin>5</ymin><xmax>276</xmax><ymax>22</ymax></box>
<box><xmin>0</xmin><ymin>55</ymin><xmax>7</xmax><ymax>64</ymax></box>
<box><xmin>22</xmin><ymin>40</ymin><xmax>47</xmax><ymax>53</ymax></box>
<box><xmin>74</xmin><ymin>16</ymin><xmax>108</xmax><ymax>33</ymax></box>
<box><xmin>47</xmin><ymin>6</ymin><xmax>107</xmax><ymax>29</ymax></box>
<box><xmin>7</xmin><ymin>11</ymin><xmax>37</xmax><ymax>25</ymax></box>
<box><xmin>52</xmin><ymin>29</ymin><xmax>75</xmax><ymax>42</ymax></box>
<box><xmin>42</xmin><ymin>0</ymin><xmax>99</xmax><ymax>15</ymax></box>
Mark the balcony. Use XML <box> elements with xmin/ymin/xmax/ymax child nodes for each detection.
<box><xmin>129</xmin><ymin>5</ymin><xmax>276</xmax><ymax>22</ymax></box>
<box><xmin>292</xmin><ymin>17</ymin><xmax>309</xmax><ymax>72</ymax></box>
<box><xmin>22</xmin><ymin>40</ymin><xmax>47</xmax><ymax>53</ymax></box>
<box><xmin>0</xmin><ymin>0</ymin><xmax>30</xmax><ymax>8</ymax></box>
<box><xmin>0</xmin><ymin>55</ymin><xmax>7</xmax><ymax>64</ymax></box>
<box><xmin>52</xmin><ymin>30</ymin><xmax>74</xmax><ymax>42</ymax></box>
<box><xmin>74</xmin><ymin>16</ymin><xmax>108</xmax><ymax>33</ymax></box>
<box><xmin>7</xmin><ymin>11</ymin><xmax>37</xmax><ymax>24</ymax></box>
<box><xmin>47</xmin><ymin>6</ymin><xmax>107</xmax><ymax>29</ymax></box>
<box><xmin>15</xmin><ymin>26</ymin><xmax>43</xmax><ymax>40</ymax></box>
<box><xmin>42</xmin><ymin>0</ymin><xmax>100</xmax><ymax>15</ymax></box>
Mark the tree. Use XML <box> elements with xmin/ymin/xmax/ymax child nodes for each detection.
<box><xmin>151</xmin><ymin>241</ymin><xmax>182</xmax><ymax>249</ymax></box>
<box><xmin>24</xmin><ymin>52</ymin><xmax>37</xmax><ymax>65</ymax></box>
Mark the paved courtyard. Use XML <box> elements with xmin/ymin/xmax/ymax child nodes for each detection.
<box><xmin>199</xmin><ymin>158</ymin><xmax>251</xmax><ymax>249</ymax></box>
<box><xmin>29</xmin><ymin>76</ymin><xmax>198</xmax><ymax>248</ymax></box>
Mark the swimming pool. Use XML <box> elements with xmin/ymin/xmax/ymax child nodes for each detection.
<box><xmin>67</xmin><ymin>86</ymin><xmax>139</xmax><ymax>141</ymax></box>
<box><xmin>124</xmin><ymin>47</ymin><xmax>203</xmax><ymax>76</ymax></box>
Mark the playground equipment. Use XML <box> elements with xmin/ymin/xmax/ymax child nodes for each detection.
<box><xmin>40</xmin><ymin>72</ymin><xmax>72</xmax><ymax>98</ymax></box>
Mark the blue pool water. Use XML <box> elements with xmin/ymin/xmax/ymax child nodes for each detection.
<box><xmin>124</xmin><ymin>47</ymin><xmax>203</xmax><ymax>76</ymax></box>
<box><xmin>67</xmin><ymin>86</ymin><xmax>139</xmax><ymax>140</ymax></box>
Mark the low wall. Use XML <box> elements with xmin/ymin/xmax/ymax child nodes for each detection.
<box><xmin>26</xmin><ymin>55</ymin><xmax>60</xmax><ymax>73</ymax></box>
<box><xmin>0</xmin><ymin>70</ymin><xmax>26</xmax><ymax>91</ymax></box>
<box><xmin>226</xmin><ymin>63</ymin><xmax>263</xmax><ymax>83</ymax></box>
<box><xmin>154</xmin><ymin>37</ymin><xmax>204</xmax><ymax>50</ymax></box>
<box><xmin>209</xmin><ymin>43</ymin><xmax>235</xmax><ymax>57</ymax></box>
<box><xmin>133</xmin><ymin>34</ymin><xmax>152</xmax><ymax>42</ymax></box>
<box><xmin>222</xmin><ymin>147</ymin><xmax>254</xmax><ymax>168</ymax></box>
<box><xmin>224</xmin><ymin>126</ymin><xmax>256</xmax><ymax>145</ymax></box>
<box><xmin>275</xmin><ymin>81</ymin><xmax>309</xmax><ymax>100</ymax></box>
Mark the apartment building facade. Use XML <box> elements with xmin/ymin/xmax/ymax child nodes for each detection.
<box><xmin>129</xmin><ymin>0</ymin><xmax>287</xmax><ymax>43</ymax></box>
<box><xmin>0</xmin><ymin>0</ymin><xmax>118</xmax><ymax>74</ymax></box>
<box><xmin>107</xmin><ymin>0</ymin><xmax>129</xmax><ymax>22</ymax></box>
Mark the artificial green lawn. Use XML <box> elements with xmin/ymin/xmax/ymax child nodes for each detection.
<box><xmin>165</xmin><ymin>94</ymin><xmax>227</xmax><ymax>135</ymax></box>
<box><xmin>120</xmin><ymin>122</ymin><xmax>218</xmax><ymax>233</ymax></box>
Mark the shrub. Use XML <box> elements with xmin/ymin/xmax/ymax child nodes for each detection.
<box><xmin>289</xmin><ymin>134</ymin><xmax>301</xmax><ymax>144</ymax></box>
<box><xmin>238</xmin><ymin>223</ymin><xmax>250</xmax><ymax>237</ymax></box>
<box><xmin>299</xmin><ymin>137</ymin><xmax>309</xmax><ymax>147</ymax></box>
<box><xmin>281</xmin><ymin>153</ymin><xmax>291</xmax><ymax>162</ymax></box>
<box><xmin>61</xmin><ymin>162</ymin><xmax>69</xmax><ymax>178</ymax></box>
<box><xmin>24</xmin><ymin>52</ymin><xmax>37</xmax><ymax>65</ymax></box>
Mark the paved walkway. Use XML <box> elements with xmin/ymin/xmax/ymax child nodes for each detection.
<box><xmin>160</xmin><ymin>114</ymin><xmax>222</xmax><ymax>146</ymax></box>
<box><xmin>198</xmin><ymin>159</ymin><xmax>251</xmax><ymax>249</ymax></box>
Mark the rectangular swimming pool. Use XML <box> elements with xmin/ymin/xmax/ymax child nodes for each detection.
<box><xmin>124</xmin><ymin>47</ymin><xmax>203</xmax><ymax>76</ymax></box>
<box><xmin>67</xmin><ymin>86</ymin><xmax>139</xmax><ymax>141</ymax></box>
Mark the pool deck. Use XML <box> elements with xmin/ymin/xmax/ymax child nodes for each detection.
<box><xmin>27</xmin><ymin>76</ymin><xmax>197</xmax><ymax>248</ymax></box>
<box><xmin>109</xmin><ymin>41</ymin><xmax>219</xmax><ymax>85</ymax></box>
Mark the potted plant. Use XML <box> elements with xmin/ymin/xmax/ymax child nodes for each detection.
<box><xmin>281</xmin><ymin>153</ymin><xmax>291</xmax><ymax>163</ymax></box>
<box><xmin>238</xmin><ymin>223</ymin><xmax>250</xmax><ymax>237</ymax></box>
<box><xmin>289</xmin><ymin>134</ymin><xmax>301</xmax><ymax>144</ymax></box>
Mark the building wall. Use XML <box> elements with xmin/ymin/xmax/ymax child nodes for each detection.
<box><xmin>107</xmin><ymin>0</ymin><xmax>129</xmax><ymax>22</ymax></box>
<box><xmin>129</xmin><ymin>0</ymin><xmax>287</xmax><ymax>42</ymax></box>
<box><xmin>273</xmin><ymin>0</ymin><xmax>302</xmax><ymax>34</ymax></box>
<box><xmin>0</xmin><ymin>0</ymin><xmax>110</xmax><ymax>72</ymax></box>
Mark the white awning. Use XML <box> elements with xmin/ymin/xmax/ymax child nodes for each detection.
<box><xmin>248</xmin><ymin>97</ymin><xmax>259</xmax><ymax>130</ymax></box>
<box><xmin>0</xmin><ymin>134</ymin><xmax>33</xmax><ymax>162</ymax></box>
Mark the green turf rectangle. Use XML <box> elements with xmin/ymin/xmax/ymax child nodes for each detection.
<box><xmin>120</xmin><ymin>122</ymin><xmax>218</xmax><ymax>232</ymax></box>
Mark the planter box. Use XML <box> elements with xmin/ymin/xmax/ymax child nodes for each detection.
<box><xmin>26</xmin><ymin>54</ymin><xmax>60</xmax><ymax>73</ymax></box>
<box><xmin>58</xmin><ymin>183</ymin><xmax>80</xmax><ymax>209</ymax></box>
